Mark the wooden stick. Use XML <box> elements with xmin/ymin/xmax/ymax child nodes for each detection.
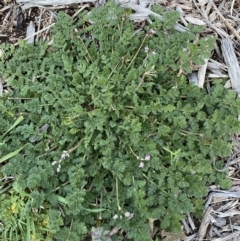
<box><xmin>196</xmin><ymin>206</ymin><xmax>213</xmax><ymax>241</ymax></box>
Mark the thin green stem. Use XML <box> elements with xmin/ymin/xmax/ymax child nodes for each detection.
<box><xmin>116</xmin><ymin>178</ymin><xmax>121</xmax><ymax>211</ymax></box>
<box><xmin>127</xmin><ymin>34</ymin><xmax>148</xmax><ymax>70</ymax></box>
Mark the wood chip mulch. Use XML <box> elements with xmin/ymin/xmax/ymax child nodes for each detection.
<box><xmin>1</xmin><ymin>0</ymin><xmax>240</xmax><ymax>240</ymax></box>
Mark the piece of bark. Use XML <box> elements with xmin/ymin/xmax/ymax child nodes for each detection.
<box><xmin>26</xmin><ymin>21</ymin><xmax>35</xmax><ymax>44</ymax></box>
<box><xmin>121</xmin><ymin>3</ymin><xmax>188</xmax><ymax>32</ymax></box>
<box><xmin>214</xmin><ymin>209</ymin><xmax>240</xmax><ymax>218</ymax></box>
<box><xmin>16</xmin><ymin>0</ymin><xmax>96</xmax><ymax>9</ymax></box>
<box><xmin>211</xmin><ymin>230</ymin><xmax>240</xmax><ymax>241</ymax></box>
<box><xmin>187</xmin><ymin>233</ymin><xmax>197</xmax><ymax>241</ymax></box>
<box><xmin>187</xmin><ymin>213</ymin><xmax>197</xmax><ymax>231</ymax></box>
<box><xmin>198</xmin><ymin>58</ymin><xmax>208</xmax><ymax>88</ymax></box>
<box><xmin>196</xmin><ymin>206</ymin><xmax>213</xmax><ymax>241</ymax></box>
<box><xmin>207</xmin><ymin>61</ymin><xmax>227</xmax><ymax>77</ymax></box>
<box><xmin>185</xmin><ymin>16</ymin><xmax>206</xmax><ymax>26</ymax></box>
<box><xmin>221</xmin><ymin>39</ymin><xmax>240</xmax><ymax>96</ymax></box>
<box><xmin>188</xmin><ymin>72</ymin><xmax>199</xmax><ymax>85</ymax></box>
<box><xmin>129</xmin><ymin>13</ymin><xmax>149</xmax><ymax>22</ymax></box>
<box><xmin>181</xmin><ymin>219</ymin><xmax>191</xmax><ymax>234</ymax></box>
<box><xmin>16</xmin><ymin>0</ymin><xmax>96</xmax><ymax>3</ymax></box>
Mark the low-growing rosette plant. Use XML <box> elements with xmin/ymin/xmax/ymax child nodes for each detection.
<box><xmin>0</xmin><ymin>2</ymin><xmax>240</xmax><ymax>240</ymax></box>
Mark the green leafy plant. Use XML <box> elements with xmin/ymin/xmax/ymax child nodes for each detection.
<box><xmin>1</xmin><ymin>2</ymin><xmax>240</xmax><ymax>240</ymax></box>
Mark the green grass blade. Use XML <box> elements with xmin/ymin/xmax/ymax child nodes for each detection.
<box><xmin>0</xmin><ymin>144</ymin><xmax>27</xmax><ymax>164</ymax></box>
<box><xmin>26</xmin><ymin>215</ymin><xmax>31</xmax><ymax>241</ymax></box>
<box><xmin>83</xmin><ymin>207</ymin><xmax>109</xmax><ymax>213</ymax></box>
<box><xmin>30</xmin><ymin>216</ymin><xmax>36</xmax><ymax>241</ymax></box>
<box><xmin>0</xmin><ymin>183</ymin><xmax>12</xmax><ymax>194</ymax></box>
<box><xmin>56</xmin><ymin>195</ymin><xmax>69</xmax><ymax>205</ymax></box>
<box><xmin>1</xmin><ymin>116</ymin><xmax>24</xmax><ymax>138</ymax></box>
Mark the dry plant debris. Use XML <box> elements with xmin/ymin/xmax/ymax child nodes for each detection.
<box><xmin>1</xmin><ymin>0</ymin><xmax>240</xmax><ymax>240</ymax></box>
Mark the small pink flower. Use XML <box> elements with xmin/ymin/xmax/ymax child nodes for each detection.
<box><xmin>144</xmin><ymin>46</ymin><xmax>149</xmax><ymax>53</ymax></box>
<box><xmin>149</xmin><ymin>29</ymin><xmax>156</xmax><ymax>35</ymax></box>
<box><xmin>139</xmin><ymin>162</ymin><xmax>144</xmax><ymax>168</ymax></box>
<box><xmin>125</xmin><ymin>212</ymin><xmax>134</xmax><ymax>219</ymax></box>
<box><xmin>61</xmin><ymin>150</ymin><xmax>69</xmax><ymax>160</ymax></box>
<box><xmin>145</xmin><ymin>155</ymin><xmax>151</xmax><ymax>161</ymax></box>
